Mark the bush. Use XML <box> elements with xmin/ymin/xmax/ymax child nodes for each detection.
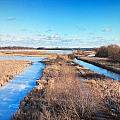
<box><xmin>95</xmin><ymin>46</ymin><xmax>108</xmax><ymax>57</ymax></box>
<box><xmin>95</xmin><ymin>44</ymin><xmax>120</xmax><ymax>62</ymax></box>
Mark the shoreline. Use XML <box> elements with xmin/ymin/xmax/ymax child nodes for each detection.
<box><xmin>76</xmin><ymin>56</ymin><xmax>120</xmax><ymax>74</ymax></box>
<box><xmin>11</xmin><ymin>55</ymin><xmax>120</xmax><ymax>119</ymax></box>
<box><xmin>0</xmin><ymin>60</ymin><xmax>32</xmax><ymax>87</ymax></box>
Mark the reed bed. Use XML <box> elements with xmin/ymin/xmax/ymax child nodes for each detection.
<box><xmin>0</xmin><ymin>59</ymin><xmax>31</xmax><ymax>86</ymax></box>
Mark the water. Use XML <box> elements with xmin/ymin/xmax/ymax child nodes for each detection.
<box><xmin>0</xmin><ymin>50</ymin><xmax>72</xmax><ymax>54</ymax></box>
<box><xmin>44</xmin><ymin>50</ymin><xmax>72</xmax><ymax>53</ymax></box>
<box><xmin>74</xmin><ymin>58</ymin><xmax>120</xmax><ymax>81</ymax></box>
<box><xmin>88</xmin><ymin>54</ymin><xmax>95</xmax><ymax>57</ymax></box>
<box><xmin>0</xmin><ymin>56</ymin><xmax>46</xmax><ymax>120</ymax></box>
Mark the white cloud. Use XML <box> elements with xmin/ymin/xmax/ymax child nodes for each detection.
<box><xmin>55</xmin><ymin>34</ymin><xmax>60</xmax><ymax>38</ymax></box>
<box><xmin>34</xmin><ymin>38</ymin><xmax>41</xmax><ymax>41</ymax></box>
<box><xmin>38</xmin><ymin>33</ymin><xmax>45</xmax><ymax>37</ymax></box>
<box><xmin>46</xmin><ymin>34</ymin><xmax>61</xmax><ymax>40</ymax></box>
<box><xmin>113</xmin><ymin>38</ymin><xmax>119</xmax><ymax>41</ymax></box>
<box><xmin>103</xmin><ymin>28</ymin><xmax>112</xmax><ymax>32</ymax></box>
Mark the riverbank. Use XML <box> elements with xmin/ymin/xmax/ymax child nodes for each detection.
<box><xmin>76</xmin><ymin>56</ymin><xmax>120</xmax><ymax>74</ymax></box>
<box><xmin>11</xmin><ymin>55</ymin><xmax>120</xmax><ymax>120</ymax></box>
<box><xmin>0</xmin><ymin>60</ymin><xmax>31</xmax><ymax>87</ymax></box>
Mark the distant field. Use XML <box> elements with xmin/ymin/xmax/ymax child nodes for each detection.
<box><xmin>0</xmin><ymin>50</ymin><xmax>72</xmax><ymax>57</ymax></box>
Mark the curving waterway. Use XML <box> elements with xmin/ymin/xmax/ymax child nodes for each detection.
<box><xmin>0</xmin><ymin>51</ymin><xmax>120</xmax><ymax>120</ymax></box>
<box><xmin>74</xmin><ymin>58</ymin><xmax>120</xmax><ymax>81</ymax></box>
<box><xmin>0</xmin><ymin>56</ymin><xmax>46</xmax><ymax>120</ymax></box>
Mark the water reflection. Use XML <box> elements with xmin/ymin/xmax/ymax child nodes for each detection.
<box><xmin>44</xmin><ymin>50</ymin><xmax>72</xmax><ymax>53</ymax></box>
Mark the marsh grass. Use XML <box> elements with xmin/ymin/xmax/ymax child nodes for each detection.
<box><xmin>0</xmin><ymin>60</ymin><xmax>31</xmax><ymax>86</ymax></box>
<box><xmin>42</xmin><ymin>61</ymin><xmax>96</xmax><ymax>120</ymax></box>
<box><xmin>81</xmin><ymin>72</ymin><xmax>120</xmax><ymax>118</ymax></box>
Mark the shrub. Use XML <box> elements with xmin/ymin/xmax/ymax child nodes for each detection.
<box><xmin>107</xmin><ymin>44</ymin><xmax>120</xmax><ymax>62</ymax></box>
<box><xmin>95</xmin><ymin>44</ymin><xmax>120</xmax><ymax>62</ymax></box>
<box><xmin>95</xmin><ymin>46</ymin><xmax>108</xmax><ymax>57</ymax></box>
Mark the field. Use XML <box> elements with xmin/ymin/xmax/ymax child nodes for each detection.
<box><xmin>0</xmin><ymin>50</ymin><xmax>69</xmax><ymax>57</ymax></box>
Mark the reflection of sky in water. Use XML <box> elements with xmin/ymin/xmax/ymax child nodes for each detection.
<box><xmin>0</xmin><ymin>56</ymin><xmax>46</xmax><ymax>120</ymax></box>
<box><xmin>0</xmin><ymin>50</ymin><xmax>72</xmax><ymax>53</ymax></box>
<box><xmin>74</xmin><ymin>58</ymin><xmax>120</xmax><ymax>81</ymax></box>
<box><xmin>88</xmin><ymin>54</ymin><xmax>95</xmax><ymax>57</ymax></box>
<box><xmin>44</xmin><ymin>50</ymin><xmax>72</xmax><ymax>53</ymax></box>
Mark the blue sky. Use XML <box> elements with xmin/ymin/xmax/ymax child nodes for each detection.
<box><xmin>0</xmin><ymin>0</ymin><xmax>120</xmax><ymax>48</ymax></box>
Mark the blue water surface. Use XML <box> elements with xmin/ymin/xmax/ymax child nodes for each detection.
<box><xmin>74</xmin><ymin>58</ymin><xmax>120</xmax><ymax>81</ymax></box>
<box><xmin>45</xmin><ymin>50</ymin><xmax>72</xmax><ymax>53</ymax></box>
<box><xmin>0</xmin><ymin>56</ymin><xmax>46</xmax><ymax>120</ymax></box>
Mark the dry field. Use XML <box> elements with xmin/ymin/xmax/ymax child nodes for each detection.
<box><xmin>0</xmin><ymin>50</ymin><xmax>71</xmax><ymax>57</ymax></box>
<box><xmin>74</xmin><ymin>50</ymin><xmax>96</xmax><ymax>57</ymax></box>
<box><xmin>0</xmin><ymin>59</ymin><xmax>31</xmax><ymax>87</ymax></box>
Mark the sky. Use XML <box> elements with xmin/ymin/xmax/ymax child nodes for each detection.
<box><xmin>0</xmin><ymin>0</ymin><xmax>120</xmax><ymax>48</ymax></box>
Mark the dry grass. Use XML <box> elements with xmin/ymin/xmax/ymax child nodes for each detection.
<box><xmin>12</xmin><ymin>56</ymin><xmax>97</xmax><ymax>120</ymax></box>
<box><xmin>80</xmin><ymin>71</ymin><xmax>120</xmax><ymax>118</ymax></box>
<box><xmin>92</xmin><ymin>79</ymin><xmax>120</xmax><ymax>117</ymax></box>
<box><xmin>12</xmin><ymin>55</ymin><xmax>120</xmax><ymax>120</ymax></box>
<box><xmin>41</xmin><ymin>60</ymin><xmax>96</xmax><ymax>120</ymax></box>
<box><xmin>0</xmin><ymin>59</ymin><xmax>31</xmax><ymax>86</ymax></box>
<box><xmin>0</xmin><ymin>50</ymin><xmax>72</xmax><ymax>57</ymax></box>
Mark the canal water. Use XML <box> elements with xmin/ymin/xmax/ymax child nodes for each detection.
<box><xmin>44</xmin><ymin>50</ymin><xmax>72</xmax><ymax>53</ymax></box>
<box><xmin>0</xmin><ymin>50</ymin><xmax>73</xmax><ymax>53</ymax></box>
<box><xmin>74</xmin><ymin>58</ymin><xmax>120</xmax><ymax>81</ymax></box>
<box><xmin>0</xmin><ymin>56</ymin><xmax>46</xmax><ymax>120</ymax></box>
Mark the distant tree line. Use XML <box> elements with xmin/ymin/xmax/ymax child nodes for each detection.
<box><xmin>0</xmin><ymin>46</ymin><xmax>35</xmax><ymax>50</ymax></box>
<box><xmin>37</xmin><ymin>47</ymin><xmax>93</xmax><ymax>51</ymax></box>
<box><xmin>37</xmin><ymin>47</ymin><xmax>79</xmax><ymax>50</ymax></box>
<box><xmin>95</xmin><ymin>44</ymin><xmax>120</xmax><ymax>62</ymax></box>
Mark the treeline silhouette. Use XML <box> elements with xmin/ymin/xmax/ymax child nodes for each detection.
<box><xmin>37</xmin><ymin>47</ymin><xmax>93</xmax><ymax>50</ymax></box>
<box><xmin>95</xmin><ymin>44</ymin><xmax>120</xmax><ymax>62</ymax></box>
<box><xmin>0</xmin><ymin>46</ymin><xmax>35</xmax><ymax>50</ymax></box>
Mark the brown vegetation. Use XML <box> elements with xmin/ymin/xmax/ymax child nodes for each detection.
<box><xmin>76</xmin><ymin>56</ymin><xmax>120</xmax><ymax>74</ymax></box>
<box><xmin>0</xmin><ymin>50</ymin><xmax>72</xmax><ymax>57</ymax></box>
<box><xmin>95</xmin><ymin>44</ymin><xmax>120</xmax><ymax>62</ymax></box>
<box><xmin>76</xmin><ymin>65</ymin><xmax>120</xmax><ymax>118</ymax></box>
<box><xmin>11</xmin><ymin>56</ymin><xmax>97</xmax><ymax>120</ymax></box>
<box><xmin>0</xmin><ymin>60</ymin><xmax>31</xmax><ymax>87</ymax></box>
<box><xmin>0</xmin><ymin>46</ymin><xmax>35</xmax><ymax>50</ymax></box>
<box><xmin>11</xmin><ymin>55</ymin><xmax>120</xmax><ymax>120</ymax></box>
